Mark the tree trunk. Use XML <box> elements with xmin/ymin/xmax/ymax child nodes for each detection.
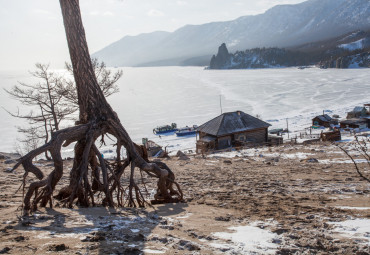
<box><xmin>13</xmin><ymin>0</ymin><xmax>183</xmax><ymax>214</ymax></box>
<box><xmin>60</xmin><ymin>0</ymin><xmax>111</xmax><ymax>123</ymax></box>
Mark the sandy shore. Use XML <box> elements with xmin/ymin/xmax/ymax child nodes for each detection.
<box><xmin>0</xmin><ymin>142</ymin><xmax>369</xmax><ymax>254</ymax></box>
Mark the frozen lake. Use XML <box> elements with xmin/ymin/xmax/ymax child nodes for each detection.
<box><xmin>1</xmin><ymin>66</ymin><xmax>370</xmax><ymax>156</ymax></box>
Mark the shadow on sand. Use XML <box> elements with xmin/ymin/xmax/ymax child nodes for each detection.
<box><xmin>16</xmin><ymin>202</ymin><xmax>188</xmax><ymax>254</ymax></box>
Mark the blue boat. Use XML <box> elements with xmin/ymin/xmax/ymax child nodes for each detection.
<box><xmin>175</xmin><ymin>125</ymin><xmax>198</xmax><ymax>136</ymax></box>
<box><xmin>153</xmin><ymin>123</ymin><xmax>177</xmax><ymax>134</ymax></box>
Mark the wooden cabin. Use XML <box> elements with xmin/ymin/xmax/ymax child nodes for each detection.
<box><xmin>196</xmin><ymin>111</ymin><xmax>271</xmax><ymax>153</ymax></box>
<box><xmin>346</xmin><ymin>106</ymin><xmax>368</xmax><ymax>119</ymax></box>
<box><xmin>321</xmin><ymin>130</ymin><xmax>341</xmax><ymax>142</ymax></box>
<box><xmin>340</xmin><ymin>118</ymin><xmax>369</xmax><ymax>129</ymax></box>
<box><xmin>312</xmin><ymin>114</ymin><xmax>337</xmax><ymax>127</ymax></box>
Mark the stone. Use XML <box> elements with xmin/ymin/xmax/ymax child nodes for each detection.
<box><xmin>14</xmin><ymin>236</ymin><xmax>26</xmax><ymax>242</ymax></box>
<box><xmin>47</xmin><ymin>244</ymin><xmax>68</xmax><ymax>252</ymax></box>
<box><xmin>215</xmin><ymin>215</ymin><xmax>231</xmax><ymax>221</ymax></box>
<box><xmin>132</xmin><ymin>233</ymin><xmax>145</xmax><ymax>242</ymax></box>
<box><xmin>177</xmin><ymin>151</ymin><xmax>190</xmax><ymax>160</ymax></box>
<box><xmin>0</xmin><ymin>247</ymin><xmax>10</xmax><ymax>254</ymax></box>
<box><xmin>4</xmin><ymin>159</ymin><xmax>16</xmax><ymax>164</ymax></box>
<box><xmin>307</xmin><ymin>158</ymin><xmax>319</xmax><ymax>163</ymax></box>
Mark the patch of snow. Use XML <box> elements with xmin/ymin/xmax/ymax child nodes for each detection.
<box><xmin>339</xmin><ymin>39</ymin><xmax>365</xmax><ymax>51</ymax></box>
<box><xmin>111</xmin><ymin>240</ymin><xmax>125</xmax><ymax>243</ymax></box>
<box><xmin>210</xmin><ymin>242</ymin><xmax>231</xmax><ymax>249</ymax></box>
<box><xmin>36</xmin><ymin>232</ymin><xmax>86</xmax><ymax>239</ymax></box>
<box><xmin>330</xmin><ymin>219</ymin><xmax>370</xmax><ymax>242</ymax></box>
<box><xmin>336</xmin><ymin>206</ymin><xmax>370</xmax><ymax>211</ymax></box>
<box><xmin>227</xmin><ymin>39</ymin><xmax>240</xmax><ymax>48</ymax></box>
<box><xmin>131</xmin><ymin>229</ymin><xmax>140</xmax><ymax>233</ymax></box>
<box><xmin>319</xmin><ymin>159</ymin><xmax>368</xmax><ymax>164</ymax></box>
<box><xmin>212</xmin><ymin>222</ymin><xmax>280</xmax><ymax>254</ymax></box>
<box><xmin>283</xmin><ymin>152</ymin><xmax>315</xmax><ymax>159</ymax></box>
<box><xmin>176</xmin><ymin>213</ymin><xmax>192</xmax><ymax>219</ymax></box>
<box><xmin>142</xmin><ymin>249</ymin><xmax>166</xmax><ymax>254</ymax></box>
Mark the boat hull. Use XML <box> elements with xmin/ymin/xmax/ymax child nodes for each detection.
<box><xmin>154</xmin><ymin>129</ymin><xmax>177</xmax><ymax>135</ymax></box>
<box><xmin>175</xmin><ymin>130</ymin><xmax>196</xmax><ymax>136</ymax></box>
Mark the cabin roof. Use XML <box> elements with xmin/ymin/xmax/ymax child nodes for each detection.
<box><xmin>314</xmin><ymin>114</ymin><xmax>332</xmax><ymax>122</ymax></box>
<box><xmin>353</xmin><ymin>106</ymin><xmax>366</xmax><ymax>113</ymax></box>
<box><xmin>197</xmin><ymin>111</ymin><xmax>271</xmax><ymax>137</ymax></box>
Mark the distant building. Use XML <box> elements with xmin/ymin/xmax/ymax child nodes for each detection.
<box><xmin>320</xmin><ymin>130</ymin><xmax>341</xmax><ymax>142</ymax></box>
<box><xmin>196</xmin><ymin>111</ymin><xmax>271</xmax><ymax>153</ymax></box>
<box><xmin>142</xmin><ymin>138</ymin><xmax>163</xmax><ymax>157</ymax></box>
<box><xmin>347</xmin><ymin>106</ymin><xmax>368</xmax><ymax>119</ymax></box>
<box><xmin>312</xmin><ymin>114</ymin><xmax>337</xmax><ymax>127</ymax></box>
<box><xmin>340</xmin><ymin>118</ymin><xmax>369</xmax><ymax>129</ymax></box>
<box><xmin>365</xmin><ymin>104</ymin><xmax>370</xmax><ymax>111</ymax></box>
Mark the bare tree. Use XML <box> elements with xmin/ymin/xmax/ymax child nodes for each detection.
<box><xmin>60</xmin><ymin>58</ymin><xmax>122</xmax><ymax>106</ymax></box>
<box><xmin>5</xmin><ymin>59</ymin><xmax>122</xmax><ymax>159</ymax></box>
<box><xmin>18</xmin><ymin>126</ymin><xmax>43</xmax><ymax>158</ymax></box>
<box><xmin>338</xmin><ymin>136</ymin><xmax>370</xmax><ymax>183</ymax></box>
<box><xmin>12</xmin><ymin>0</ymin><xmax>182</xmax><ymax>214</ymax></box>
<box><xmin>4</xmin><ymin>63</ymin><xmax>75</xmax><ymax>159</ymax></box>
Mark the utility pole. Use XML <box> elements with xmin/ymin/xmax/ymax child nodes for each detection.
<box><xmin>220</xmin><ymin>95</ymin><xmax>223</xmax><ymax>114</ymax></box>
<box><xmin>286</xmin><ymin>118</ymin><xmax>289</xmax><ymax>139</ymax></box>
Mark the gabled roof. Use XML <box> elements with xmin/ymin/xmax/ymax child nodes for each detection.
<box><xmin>315</xmin><ymin>114</ymin><xmax>332</xmax><ymax>122</ymax></box>
<box><xmin>197</xmin><ymin>111</ymin><xmax>271</xmax><ymax>137</ymax></box>
<box><xmin>353</xmin><ymin>106</ymin><xmax>366</xmax><ymax>113</ymax></box>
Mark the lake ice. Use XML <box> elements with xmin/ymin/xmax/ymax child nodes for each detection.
<box><xmin>1</xmin><ymin>66</ymin><xmax>369</xmax><ymax>157</ymax></box>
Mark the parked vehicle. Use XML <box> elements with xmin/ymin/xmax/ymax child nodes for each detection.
<box><xmin>175</xmin><ymin>125</ymin><xmax>198</xmax><ymax>136</ymax></box>
<box><xmin>153</xmin><ymin>123</ymin><xmax>177</xmax><ymax>134</ymax></box>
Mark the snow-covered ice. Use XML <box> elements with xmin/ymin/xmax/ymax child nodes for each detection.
<box><xmin>1</xmin><ymin>67</ymin><xmax>370</xmax><ymax>157</ymax></box>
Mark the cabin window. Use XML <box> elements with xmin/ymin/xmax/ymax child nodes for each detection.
<box><xmin>238</xmin><ymin>135</ymin><xmax>246</xmax><ymax>141</ymax></box>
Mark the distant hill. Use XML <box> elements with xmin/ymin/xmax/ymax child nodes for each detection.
<box><xmin>93</xmin><ymin>0</ymin><xmax>370</xmax><ymax>67</ymax></box>
<box><xmin>209</xmin><ymin>30</ymin><xmax>370</xmax><ymax>69</ymax></box>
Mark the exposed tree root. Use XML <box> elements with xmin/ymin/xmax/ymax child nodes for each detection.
<box><xmin>12</xmin><ymin>119</ymin><xmax>183</xmax><ymax>215</ymax></box>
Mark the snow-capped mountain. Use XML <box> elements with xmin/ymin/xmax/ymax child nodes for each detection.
<box><xmin>93</xmin><ymin>0</ymin><xmax>370</xmax><ymax>67</ymax></box>
<box><xmin>208</xmin><ymin>30</ymin><xmax>370</xmax><ymax>70</ymax></box>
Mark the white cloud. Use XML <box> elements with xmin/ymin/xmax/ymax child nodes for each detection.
<box><xmin>177</xmin><ymin>1</ymin><xmax>188</xmax><ymax>6</ymax></box>
<box><xmin>32</xmin><ymin>9</ymin><xmax>51</xmax><ymax>15</ymax></box>
<box><xmin>88</xmin><ymin>11</ymin><xmax>114</xmax><ymax>17</ymax></box>
<box><xmin>89</xmin><ymin>11</ymin><xmax>100</xmax><ymax>16</ymax></box>
<box><xmin>103</xmin><ymin>11</ymin><xmax>115</xmax><ymax>16</ymax></box>
<box><xmin>147</xmin><ymin>9</ymin><xmax>164</xmax><ymax>17</ymax></box>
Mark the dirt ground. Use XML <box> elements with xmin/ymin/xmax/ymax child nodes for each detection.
<box><xmin>0</xmin><ymin>142</ymin><xmax>369</xmax><ymax>254</ymax></box>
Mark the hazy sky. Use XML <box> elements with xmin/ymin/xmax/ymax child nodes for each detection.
<box><xmin>0</xmin><ymin>0</ymin><xmax>307</xmax><ymax>70</ymax></box>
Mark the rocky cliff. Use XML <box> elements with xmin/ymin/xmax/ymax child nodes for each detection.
<box><xmin>208</xmin><ymin>45</ymin><xmax>310</xmax><ymax>69</ymax></box>
<box><xmin>318</xmin><ymin>51</ymin><xmax>370</xmax><ymax>68</ymax></box>
<box><xmin>209</xmin><ymin>43</ymin><xmax>231</xmax><ymax>69</ymax></box>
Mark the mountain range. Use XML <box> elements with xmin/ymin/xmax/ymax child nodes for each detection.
<box><xmin>209</xmin><ymin>30</ymin><xmax>370</xmax><ymax>69</ymax></box>
<box><xmin>92</xmin><ymin>0</ymin><xmax>370</xmax><ymax>67</ymax></box>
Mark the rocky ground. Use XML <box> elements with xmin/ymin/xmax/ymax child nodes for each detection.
<box><xmin>0</xmin><ymin>142</ymin><xmax>369</xmax><ymax>254</ymax></box>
